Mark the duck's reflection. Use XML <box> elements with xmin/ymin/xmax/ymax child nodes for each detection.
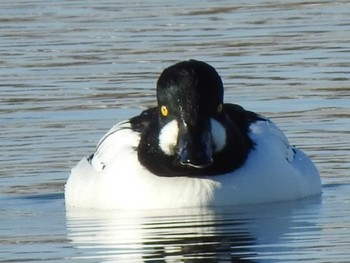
<box><xmin>66</xmin><ymin>198</ymin><xmax>320</xmax><ymax>262</ymax></box>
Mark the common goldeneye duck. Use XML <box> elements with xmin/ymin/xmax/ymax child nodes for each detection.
<box><xmin>65</xmin><ymin>60</ymin><xmax>321</xmax><ymax>209</ymax></box>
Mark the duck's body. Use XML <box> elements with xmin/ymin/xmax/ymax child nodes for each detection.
<box><xmin>65</xmin><ymin>60</ymin><xmax>321</xmax><ymax>210</ymax></box>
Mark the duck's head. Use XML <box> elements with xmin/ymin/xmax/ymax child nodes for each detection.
<box><xmin>156</xmin><ymin>60</ymin><xmax>227</xmax><ymax>169</ymax></box>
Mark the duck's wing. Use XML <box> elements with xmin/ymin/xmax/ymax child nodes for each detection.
<box><xmin>223</xmin><ymin>103</ymin><xmax>263</xmax><ymax>132</ymax></box>
<box><xmin>248</xmin><ymin>118</ymin><xmax>297</xmax><ymax>163</ymax></box>
<box><xmin>89</xmin><ymin>107</ymin><xmax>157</xmax><ymax>171</ymax></box>
<box><xmin>224</xmin><ymin>103</ymin><xmax>296</xmax><ymax>163</ymax></box>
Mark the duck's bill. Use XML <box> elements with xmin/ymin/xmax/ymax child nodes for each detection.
<box><xmin>178</xmin><ymin>129</ymin><xmax>213</xmax><ymax>169</ymax></box>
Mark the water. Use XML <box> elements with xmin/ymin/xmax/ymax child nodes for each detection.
<box><xmin>1</xmin><ymin>0</ymin><xmax>349</xmax><ymax>262</ymax></box>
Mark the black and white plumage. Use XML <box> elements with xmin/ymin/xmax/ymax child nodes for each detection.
<box><xmin>65</xmin><ymin>60</ymin><xmax>321</xmax><ymax>209</ymax></box>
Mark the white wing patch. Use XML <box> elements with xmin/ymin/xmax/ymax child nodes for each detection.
<box><xmin>249</xmin><ymin>119</ymin><xmax>296</xmax><ymax>163</ymax></box>
<box><xmin>90</xmin><ymin>121</ymin><xmax>140</xmax><ymax>172</ymax></box>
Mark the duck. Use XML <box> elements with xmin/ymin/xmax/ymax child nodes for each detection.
<box><xmin>65</xmin><ymin>60</ymin><xmax>321</xmax><ymax>210</ymax></box>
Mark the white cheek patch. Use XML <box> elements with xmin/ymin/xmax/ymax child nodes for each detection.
<box><xmin>159</xmin><ymin>120</ymin><xmax>179</xmax><ymax>155</ymax></box>
<box><xmin>211</xmin><ymin>119</ymin><xmax>227</xmax><ymax>152</ymax></box>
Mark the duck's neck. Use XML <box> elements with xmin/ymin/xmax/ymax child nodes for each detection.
<box><xmin>137</xmin><ymin>113</ymin><xmax>254</xmax><ymax>177</ymax></box>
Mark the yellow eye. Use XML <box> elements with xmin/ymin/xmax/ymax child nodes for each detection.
<box><xmin>217</xmin><ymin>103</ymin><xmax>223</xmax><ymax>113</ymax></box>
<box><xmin>160</xmin><ymin>105</ymin><xmax>169</xmax><ymax>117</ymax></box>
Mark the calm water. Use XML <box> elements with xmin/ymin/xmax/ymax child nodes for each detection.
<box><xmin>1</xmin><ymin>0</ymin><xmax>350</xmax><ymax>262</ymax></box>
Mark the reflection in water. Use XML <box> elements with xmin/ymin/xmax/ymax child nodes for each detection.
<box><xmin>66</xmin><ymin>198</ymin><xmax>320</xmax><ymax>262</ymax></box>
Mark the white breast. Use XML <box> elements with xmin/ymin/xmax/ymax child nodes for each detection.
<box><xmin>65</xmin><ymin>119</ymin><xmax>321</xmax><ymax>210</ymax></box>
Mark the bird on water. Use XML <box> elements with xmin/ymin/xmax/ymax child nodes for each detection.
<box><xmin>65</xmin><ymin>60</ymin><xmax>321</xmax><ymax>209</ymax></box>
